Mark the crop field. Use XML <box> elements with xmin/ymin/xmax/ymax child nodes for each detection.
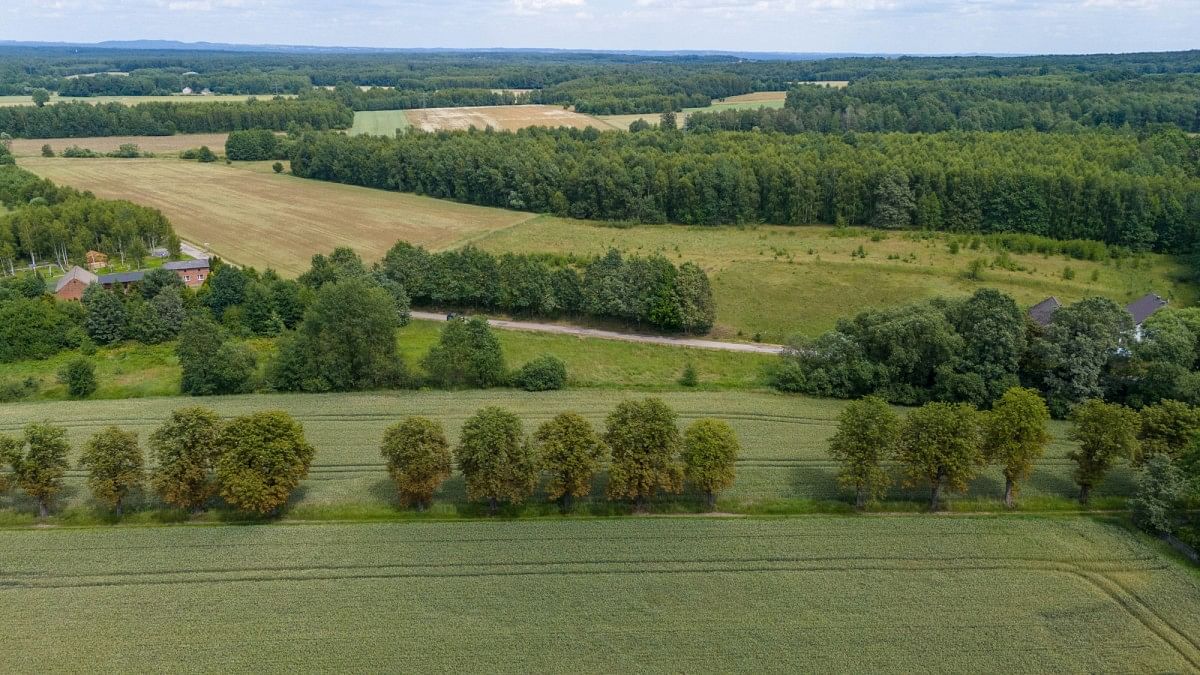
<box><xmin>1</xmin><ymin>516</ymin><xmax>1198</xmax><ymax>671</ymax></box>
<box><xmin>0</xmin><ymin>319</ymin><xmax>771</xmax><ymax>402</ymax></box>
<box><xmin>471</xmin><ymin>217</ymin><xmax>1193</xmax><ymax>341</ymax></box>
<box><xmin>0</xmin><ymin>93</ymin><xmax>291</xmax><ymax>107</ymax></box>
<box><xmin>0</xmin><ymin>389</ymin><xmax>1139</xmax><ymax>516</ymax></box>
<box><xmin>349</xmin><ymin>109</ymin><xmax>410</xmax><ymax>136</ymax></box>
<box><xmin>403</xmin><ymin>104</ymin><xmax>604</xmax><ymax>132</ymax></box>
<box><xmin>7</xmin><ymin>133</ymin><xmax>231</xmax><ymax>157</ymax></box>
<box><xmin>17</xmin><ymin>157</ymin><xmax>536</xmax><ymax>274</ymax></box>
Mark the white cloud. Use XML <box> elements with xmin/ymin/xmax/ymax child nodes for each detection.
<box><xmin>512</xmin><ymin>0</ymin><xmax>584</xmax><ymax>14</ymax></box>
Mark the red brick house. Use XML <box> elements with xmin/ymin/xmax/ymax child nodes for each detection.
<box><xmin>164</xmin><ymin>259</ymin><xmax>210</xmax><ymax>288</ymax></box>
<box><xmin>53</xmin><ymin>266</ymin><xmax>98</xmax><ymax>301</ymax></box>
<box><xmin>53</xmin><ymin>258</ymin><xmax>210</xmax><ymax>299</ymax></box>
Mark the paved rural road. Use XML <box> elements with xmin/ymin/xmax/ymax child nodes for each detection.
<box><xmin>179</xmin><ymin>240</ymin><xmax>211</xmax><ymax>260</ymax></box>
<box><xmin>410</xmin><ymin>311</ymin><xmax>787</xmax><ymax>354</ymax></box>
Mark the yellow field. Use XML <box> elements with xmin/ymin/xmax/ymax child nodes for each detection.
<box><xmin>404</xmin><ymin>104</ymin><xmax>603</xmax><ymax>132</ymax></box>
<box><xmin>18</xmin><ymin>157</ymin><xmax>535</xmax><ymax>274</ymax></box>
<box><xmin>0</xmin><ymin>94</ymin><xmax>293</xmax><ymax>107</ymax></box>
<box><xmin>8</xmin><ymin>133</ymin><xmax>229</xmax><ymax>157</ymax></box>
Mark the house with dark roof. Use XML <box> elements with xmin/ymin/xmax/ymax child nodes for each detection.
<box><xmin>51</xmin><ymin>258</ymin><xmax>210</xmax><ymax>299</ymax></box>
<box><xmin>164</xmin><ymin>259</ymin><xmax>210</xmax><ymax>287</ymax></box>
<box><xmin>1127</xmin><ymin>292</ymin><xmax>1167</xmax><ymax>340</ymax></box>
<box><xmin>1027</xmin><ymin>297</ymin><xmax>1061</xmax><ymax>327</ymax></box>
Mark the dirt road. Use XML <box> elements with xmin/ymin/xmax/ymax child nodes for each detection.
<box><xmin>410</xmin><ymin>311</ymin><xmax>786</xmax><ymax>354</ymax></box>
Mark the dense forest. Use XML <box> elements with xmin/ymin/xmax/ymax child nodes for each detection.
<box><xmin>289</xmin><ymin>127</ymin><xmax>1200</xmax><ymax>252</ymax></box>
<box><xmin>0</xmin><ymin>97</ymin><xmax>352</xmax><ymax>138</ymax></box>
<box><xmin>683</xmin><ymin>75</ymin><xmax>1200</xmax><ymax>133</ymax></box>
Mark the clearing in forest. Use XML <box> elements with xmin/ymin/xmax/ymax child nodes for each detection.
<box><xmin>18</xmin><ymin>156</ymin><xmax>534</xmax><ymax>274</ymax></box>
<box><xmin>7</xmin><ymin>133</ymin><xmax>230</xmax><ymax>157</ymax></box>
<box><xmin>349</xmin><ymin>109</ymin><xmax>410</xmax><ymax>136</ymax></box>
<box><xmin>2</xmin><ymin>517</ymin><xmax>1198</xmax><ymax>671</ymax></box>
<box><xmin>402</xmin><ymin>104</ymin><xmax>603</xmax><ymax>132</ymax></box>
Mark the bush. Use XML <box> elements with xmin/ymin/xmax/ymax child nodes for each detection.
<box><xmin>0</xmin><ymin>377</ymin><xmax>40</xmax><ymax>403</ymax></box>
<box><xmin>1131</xmin><ymin>454</ymin><xmax>1187</xmax><ymax>534</ymax></box>
<box><xmin>40</xmin><ymin>144</ymin><xmax>53</xmax><ymax>157</ymax></box>
<box><xmin>512</xmin><ymin>354</ymin><xmax>567</xmax><ymax>391</ymax></box>
<box><xmin>423</xmin><ymin>317</ymin><xmax>507</xmax><ymax>389</ymax></box>
<box><xmin>177</xmin><ymin>315</ymin><xmax>256</xmax><ymax>396</ymax></box>
<box><xmin>196</xmin><ymin>146</ymin><xmax>217</xmax><ymax>163</ymax></box>
<box><xmin>678</xmin><ymin>362</ymin><xmax>699</xmax><ymax>387</ymax></box>
<box><xmin>272</xmin><ymin>161</ymin><xmax>284</xmax><ymax>174</ymax></box>
<box><xmin>57</xmin><ymin>357</ymin><xmax>97</xmax><ymax>399</ymax></box>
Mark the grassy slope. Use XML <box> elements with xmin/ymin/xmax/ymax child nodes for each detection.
<box><xmin>472</xmin><ymin>217</ymin><xmax>1193</xmax><ymax>341</ymax></box>
<box><xmin>349</xmin><ymin>109</ymin><xmax>410</xmax><ymax>136</ymax></box>
<box><xmin>2</xmin><ymin>516</ymin><xmax>1198</xmax><ymax>671</ymax></box>
<box><xmin>0</xmin><ymin>320</ymin><xmax>769</xmax><ymax>401</ymax></box>
<box><xmin>0</xmin><ymin>388</ymin><xmax>1133</xmax><ymax>517</ymax></box>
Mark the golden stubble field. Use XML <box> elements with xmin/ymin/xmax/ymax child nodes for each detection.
<box><xmin>404</xmin><ymin>104</ymin><xmax>603</xmax><ymax>131</ymax></box>
<box><xmin>8</xmin><ymin>133</ymin><xmax>230</xmax><ymax>157</ymax></box>
<box><xmin>19</xmin><ymin>157</ymin><xmax>536</xmax><ymax>274</ymax></box>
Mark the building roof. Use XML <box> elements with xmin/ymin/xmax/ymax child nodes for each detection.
<box><xmin>54</xmin><ymin>266</ymin><xmax>97</xmax><ymax>293</ymax></box>
<box><xmin>99</xmin><ymin>270</ymin><xmax>146</xmax><ymax>285</ymax></box>
<box><xmin>163</xmin><ymin>259</ymin><xmax>210</xmax><ymax>271</ymax></box>
<box><xmin>1127</xmin><ymin>293</ymin><xmax>1167</xmax><ymax>325</ymax></box>
<box><xmin>1028</xmin><ymin>296</ymin><xmax>1062</xmax><ymax>327</ymax></box>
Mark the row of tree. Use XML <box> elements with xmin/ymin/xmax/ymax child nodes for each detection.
<box><xmin>0</xmin><ymin>97</ymin><xmax>352</xmax><ymax>138</ymax></box>
<box><xmin>288</xmin><ymin>127</ymin><xmax>1200</xmax><ymax>252</ymax></box>
<box><xmin>378</xmin><ymin>242</ymin><xmax>715</xmax><ymax>332</ymax></box>
<box><xmin>383</xmin><ymin>399</ymin><xmax>740</xmax><ymax>514</ymax></box>
<box><xmin>0</xmin><ymin>408</ymin><xmax>313</xmax><ymax>517</ymax></box>
<box><xmin>830</xmin><ymin>388</ymin><xmax>1198</xmax><ymax>510</ymax></box>
<box><xmin>771</xmin><ymin>288</ymin><xmax>1200</xmax><ymax>417</ymax></box>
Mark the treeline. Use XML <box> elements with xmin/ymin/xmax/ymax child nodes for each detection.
<box><xmin>828</xmin><ymin>389</ymin><xmax>1200</xmax><ymax>527</ymax></box>
<box><xmin>0</xmin><ymin>398</ymin><xmax>741</xmax><ymax>519</ymax></box>
<box><xmin>770</xmin><ymin>288</ymin><xmax>1200</xmax><ymax>417</ymax></box>
<box><xmin>528</xmin><ymin>71</ymin><xmax>751</xmax><ymax>114</ymax></box>
<box><xmin>680</xmin><ymin>75</ymin><xmax>1200</xmax><ymax>133</ymax></box>
<box><xmin>304</xmin><ymin>85</ymin><xmax>529</xmax><ymax>112</ymax></box>
<box><xmin>377</xmin><ymin>242</ymin><xmax>715</xmax><ymax>333</ymax></box>
<box><xmin>0</xmin><ymin>164</ymin><xmax>177</xmax><ymax>276</ymax></box>
<box><xmin>0</xmin><ymin>97</ymin><xmax>352</xmax><ymax>138</ymax></box>
<box><xmin>288</xmin><ymin>127</ymin><xmax>1200</xmax><ymax>252</ymax></box>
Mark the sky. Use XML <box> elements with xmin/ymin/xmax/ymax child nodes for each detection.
<box><xmin>1</xmin><ymin>0</ymin><xmax>1197</xmax><ymax>55</ymax></box>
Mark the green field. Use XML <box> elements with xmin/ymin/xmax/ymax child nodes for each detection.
<box><xmin>471</xmin><ymin>217</ymin><xmax>1194</xmax><ymax>341</ymax></box>
<box><xmin>0</xmin><ymin>93</ymin><xmax>293</xmax><ymax>107</ymax></box>
<box><xmin>2</xmin><ymin>516</ymin><xmax>1198</xmax><ymax>671</ymax></box>
<box><xmin>350</xmin><ymin>109</ymin><xmax>410</xmax><ymax>136</ymax></box>
<box><xmin>596</xmin><ymin>91</ymin><xmax>788</xmax><ymax>130</ymax></box>
<box><xmin>0</xmin><ymin>388</ymin><xmax>1136</xmax><ymax>519</ymax></box>
<box><xmin>0</xmin><ymin>320</ymin><xmax>770</xmax><ymax>402</ymax></box>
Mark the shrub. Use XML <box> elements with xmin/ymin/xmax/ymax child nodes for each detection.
<box><xmin>534</xmin><ymin>412</ymin><xmax>606</xmax><ymax>511</ymax></box>
<box><xmin>681</xmin><ymin>419</ymin><xmax>740</xmax><ymax>510</ymax></box>
<box><xmin>1131</xmin><ymin>454</ymin><xmax>1186</xmax><ymax>534</ymax></box>
<box><xmin>423</xmin><ymin>317</ymin><xmax>507</xmax><ymax>389</ymax></box>
<box><xmin>79</xmin><ymin>426</ymin><xmax>144</xmax><ymax>515</ymax></box>
<box><xmin>272</xmin><ymin>161</ymin><xmax>284</xmax><ymax>173</ymax></box>
<box><xmin>215</xmin><ymin>411</ymin><xmax>314</xmax><ymax>515</ymax></box>
<box><xmin>149</xmin><ymin>407</ymin><xmax>223</xmax><ymax>515</ymax></box>
<box><xmin>456</xmin><ymin>406</ymin><xmax>537</xmax><ymax>514</ymax></box>
<box><xmin>177</xmin><ymin>315</ymin><xmax>256</xmax><ymax>396</ymax></box>
<box><xmin>57</xmin><ymin>357</ymin><xmax>97</xmax><ymax>399</ymax></box>
<box><xmin>678</xmin><ymin>362</ymin><xmax>699</xmax><ymax>387</ymax></box>
<box><xmin>196</xmin><ymin>146</ymin><xmax>217</xmax><ymax>163</ymax></box>
<box><xmin>40</xmin><ymin>144</ymin><xmax>53</xmax><ymax>157</ymax></box>
<box><xmin>512</xmin><ymin>354</ymin><xmax>567</xmax><ymax>391</ymax></box>
<box><xmin>380</xmin><ymin>417</ymin><xmax>452</xmax><ymax>510</ymax></box>
<box><xmin>0</xmin><ymin>377</ymin><xmax>39</xmax><ymax>403</ymax></box>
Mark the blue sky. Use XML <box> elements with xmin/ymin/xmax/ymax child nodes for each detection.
<box><xmin>2</xmin><ymin>0</ymin><xmax>1197</xmax><ymax>54</ymax></box>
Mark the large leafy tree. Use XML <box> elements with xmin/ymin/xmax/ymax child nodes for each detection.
<box><xmin>1068</xmin><ymin>399</ymin><xmax>1139</xmax><ymax>504</ymax></box>
<box><xmin>828</xmin><ymin>395</ymin><xmax>900</xmax><ymax>508</ymax></box>
<box><xmin>897</xmin><ymin>402</ymin><xmax>983</xmax><ymax>511</ymax></box>
<box><xmin>79</xmin><ymin>426</ymin><xmax>144</xmax><ymax>515</ymax></box>
<box><xmin>456</xmin><ymin>406</ymin><xmax>537</xmax><ymax>514</ymax></box>
<box><xmin>1137</xmin><ymin>400</ymin><xmax>1200</xmax><ymax>462</ymax></box>
<box><xmin>534</xmin><ymin>412</ymin><xmax>607</xmax><ymax>511</ymax></box>
<box><xmin>215</xmin><ymin>411</ymin><xmax>314</xmax><ymax>515</ymax></box>
<box><xmin>380</xmin><ymin>417</ymin><xmax>452</xmax><ymax>510</ymax></box>
<box><xmin>81</xmin><ymin>283</ymin><xmax>127</xmax><ymax>344</ymax></box>
<box><xmin>604</xmin><ymin>398</ymin><xmax>684</xmax><ymax>511</ymax></box>
<box><xmin>681</xmin><ymin>419</ymin><xmax>740</xmax><ymax>510</ymax></box>
<box><xmin>937</xmin><ymin>288</ymin><xmax>1025</xmax><ymax>407</ymax></box>
<box><xmin>149</xmin><ymin>406</ymin><xmax>223</xmax><ymax>515</ymax></box>
<box><xmin>981</xmin><ymin>387</ymin><xmax>1050</xmax><ymax>508</ymax></box>
<box><xmin>9</xmin><ymin>422</ymin><xmax>71</xmax><ymax>517</ymax></box>
<box><xmin>422</xmin><ymin>317</ymin><xmax>507</xmax><ymax>389</ymax></box>
<box><xmin>177</xmin><ymin>315</ymin><xmax>256</xmax><ymax>396</ymax></box>
<box><xmin>1035</xmin><ymin>297</ymin><xmax>1132</xmax><ymax>417</ymax></box>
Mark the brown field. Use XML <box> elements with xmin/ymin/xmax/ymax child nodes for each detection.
<box><xmin>794</xmin><ymin>80</ymin><xmax>850</xmax><ymax>88</ymax></box>
<box><xmin>8</xmin><ymin>133</ymin><xmax>229</xmax><ymax>157</ymax></box>
<box><xmin>720</xmin><ymin>91</ymin><xmax>788</xmax><ymax>103</ymax></box>
<box><xmin>18</xmin><ymin>157</ymin><xmax>535</xmax><ymax>274</ymax></box>
<box><xmin>404</xmin><ymin>104</ymin><xmax>603</xmax><ymax>131</ymax></box>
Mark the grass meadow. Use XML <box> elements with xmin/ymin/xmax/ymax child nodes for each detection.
<box><xmin>349</xmin><ymin>109</ymin><xmax>410</xmax><ymax>136</ymax></box>
<box><xmin>2</xmin><ymin>516</ymin><xmax>1198</xmax><ymax>671</ymax></box>
<box><xmin>596</xmin><ymin>90</ymin><xmax>788</xmax><ymax>130</ymax></box>
<box><xmin>0</xmin><ymin>388</ymin><xmax>1137</xmax><ymax>519</ymax></box>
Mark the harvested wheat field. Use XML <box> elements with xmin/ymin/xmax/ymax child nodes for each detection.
<box><xmin>19</xmin><ymin>157</ymin><xmax>535</xmax><ymax>274</ymax></box>
<box><xmin>404</xmin><ymin>104</ymin><xmax>603</xmax><ymax>131</ymax></box>
<box><xmin>8</xmin><ymin>133</ymin><xmax>229</xmax><ymax>157</ymax></box>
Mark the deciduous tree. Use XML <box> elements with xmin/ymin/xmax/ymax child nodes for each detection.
<box><xmin>149</xmin><ymin>406</ymin><xmax>223</xmax><ymax>515</ymax></box>
<box><xmin>828</xmin><ymin>395</ymin><xmax>900</xmax><ymax>508</ymax></box>
<box><xmin>379</xmin><ymin>417</ymin><xmax>452</xmax><ymax>510</ymax></box>
<box><xmin>604</xmin><ymin>398</ymin><xmax>683</xmax><ymax>511</ymax></box>
<box><xmin>456</xmin><ymin>406</ymin><xmax>537</xmax><ymax>514</ymax></box>
<box><xmin>79</xmin><ymin>426</ymin><xmax>144</xmax><ymax>515</ymax></box>
<box><xmin>534</xmin><ymin>412</ymin><xmax>606</xmax><ymax>511</ymax></box>
<box><xmin>215</xmin><ymin>411</ymin><xmax>314</xmax><ymax>515</ymax></box>
<box><xmin>681</xmin><ymin>419</ymin><xmax>740</xmax><ymax>510</ymax></box>
<box><xmin>897</xmin><ymin>402</ymin><xmax>983</xmax><ymax>511</ymax></box>
<box><xmin>1068</xmin><ymin>399</ymin><xmax>1139</xmax><ymax>505</ymax></box>
<box><xmin>982</xmin><ymin>387</ymin><xmax>1050</xmax><ymax>508</ymax></box>
<box><xmin>10</xmin><ymin>422</ymin><xmax>70</xmax><ymax>517</ymax></box>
